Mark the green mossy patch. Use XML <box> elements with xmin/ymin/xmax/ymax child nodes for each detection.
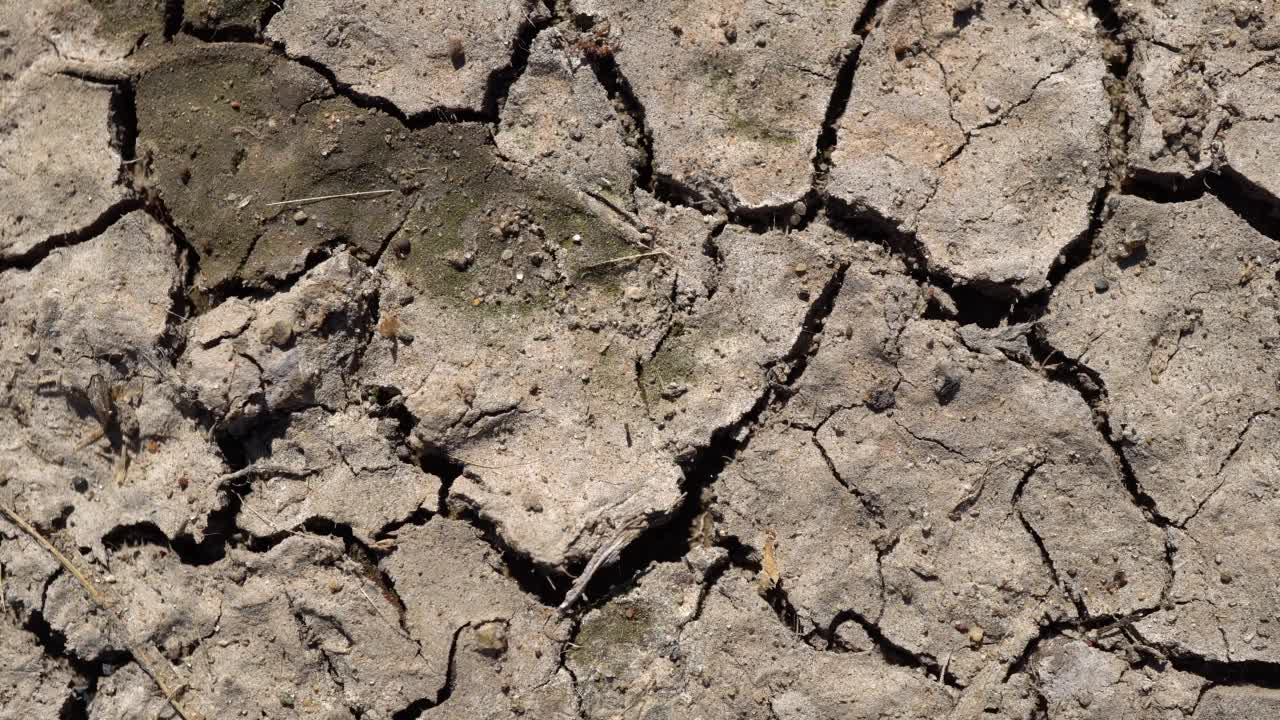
<box><xmin>136</xmin><ymin>43</ymin><xmax>434</xmax><ymax>288</ymax></box>
<box><xmin>390</xmin><ymin>148</ymin><xmax>638</xmax><ymax>316</ymax></box>
<box><xmin>569</xmin><ymin>601</ymin><xmax>658</xmax><ymax>679</ymax></box>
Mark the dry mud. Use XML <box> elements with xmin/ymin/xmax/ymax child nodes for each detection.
<box><xmin>2</xmin><ymin>1</ymin><xmax>1280</xmax><ymax>718</ymax></box>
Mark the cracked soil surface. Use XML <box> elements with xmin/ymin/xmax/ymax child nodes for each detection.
<box><xmin>3</xmin><ymin>0</ymin><xmax>1280</xmax><ymax>718</ymax></box>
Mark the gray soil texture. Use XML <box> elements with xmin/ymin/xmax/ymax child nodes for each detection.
<box><xmin>3</xmin><ymin>0</ymin><xmax>1280</xmax><ymax>718</ymax></box>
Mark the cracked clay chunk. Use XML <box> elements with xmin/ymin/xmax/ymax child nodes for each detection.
<box><xmin>181</xmin><ymin>252</ymin><xmax>380</xmax><ymax>430</ymax></box>
<box><xmin>0</xmin><ymin>211</ymin><xmax>225</xmax><ymax>556</ymax></box>
<box><xmin>135</xmin><ymin>43</ymin><xmax>436</xmax><ymax>289</ymax></box>
<box><xmin>719</xmin><ymin>311</ymin><xmax>1166</xmax><ymax>684</ymax></box>
<box><xmin>1044</xmin><ymin>194</ymin><xmax>1280</xmax><ymax>524</ymax></box>
<box><xmin>1032</xmin><ymin>638</ymin><xmax>1205</xmax><ymax>720</ymax></box>
<box><xmin>1194</xmin><ymin>687</ymin><xmax>1280</xmax><ymax>719</ymax></box>
<box><xmin>81</xmin><ymin>536</ymin><xmax>438</xmax><ymax>719</ymax></box>
<box><xmin>1</xmin><ymin>0</ymin><xmax>169</xmax><ymax>97</ymax></box>
<box><xmin>569</xmin><ymin>557</ymin><xmax>954</xmax><ymax>719</ymax></box>
<box><xmin>1135</xmin><ymin>414</ymin><xmax>1280</xmax><ymax>665</ymax></box>
<box><xmin>383</xmin><ymin>517</ymin><xmax>576</xmax><ymax>718</ymax></box>
<box><xmin>234</xmin><ymin>407</ymin><xmax>441</xmax><ymax>543</ymax></box>
<box><xmin>266</xmin><ymin>0</ymin><xmax>546</xmax><ymax>116</ymax></box>
<box><xmin>639</xmin><ymin>222</ymin><xmax>845</xmax><ymax>458</ymax></box>
<box><xmin>1119</xmin><ymin>0</ymin><xmax>1280</xmax><ymax>194</ymax></box>
<box><xmin>495</xmin><ymin>29</ymin><xmax>638</xmax><ymax>200</ymax></box>
<box><xmin>0</xmin><ymin>618</ymin><xmax>78</xmax><ymax>717</ymax></box>
<box><xmin>572</xmin><ymin>0</ymin><xmax>868</xmax><ymax>211</ymax></box>
<box><xmin>359</xmin><ymin>122</ymin><xmax>683</xmax><ymax>568</ymax></box>
<box><xmin>828</xmin><ymin>0</ymin><xmax>1109</xmax><ymax>295</ymax></box>
<box><xmin>0</xmin><ymin>72</ymin><xmax>127</xmax><ymax>261</ymax></box>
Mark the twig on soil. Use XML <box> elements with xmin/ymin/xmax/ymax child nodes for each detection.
<box><xmin>219</xmin><ymin>463</ymin><xmax>314</xmax><ymax>483</ymax></box>
<box><xmin>557</xmin><ymin>504</ymin><xmax>675</xmax><ymax>615</ymax></box>
<box><xmin>582</xmin><ymin>188</ymin><xmax>650</xmax><ymax>234</ymax></box>
<box><xmin>0</xmin><ymin>504</ymin><xmax>206</xmax><ymax>720</ymax></box>
<box><xmin>263</xmin><ymin>189</ymin><xmax>395</xmax><ymax>207</ymax></box>
<box><xmin>578</xmin><ymin>251</ymin><xmax>673</xmax><ymax>272</ymax></box>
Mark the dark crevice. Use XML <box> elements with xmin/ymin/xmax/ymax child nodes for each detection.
<box><xmin>270</xmin><ymin>49</ymin><xmax>481</xmax><ymax>126</ymax></box>
<box><xmin>390</xmin><ymin>621</ymin><xmax>470</xmax><ymax>720</ymax></box>
<box><xmin>564</xmin><ymin>264</ymin><xmax>851</xmax><ymax>615</ymax></box>
<box><xmin>1119</xmin><ymin>167</ymin><xmax>1280</xmax><ymax>246</ymax></box>
<box><xmin>358</xmin><ymin>385</ymin><xmax>566</xmax><ymax>610</ymax></box>
<box><xmin>258</xmin><ymin>0</ymin><xmax>285</xmax><ymax>29</ymax></box>
<box><xmin>574</xmin><ymin>19</ymin><xmax>724</xmax><ymax>222</ymax></box>
<box><xmin>101</xmin><ymin>522</ymin><xmax>175</xmax><ymax>555</ymax></box>
<box><xmin>163</xmin><ymin>0</ymin><xmax>184</xmax><ymax>39</ymax></box>
<box><xmin>182</xmin><ymin>22</ymin><xmax>264</xmax><ymax>44</ymax></box>
<box><xmin>18</xmin><ymin>609</ymin><xmax>129</xmax><ymax>720</ymax></box>
<box><xmin>1011</xmin><ymin>461</ymin><xmax>1089</xmax><ymax>619</ymax></box>
<box><xmin>162</xmin><ymin>407</ymin><xmax>316</xmax><ymax>566</ymax></box>
<box><xmin>476</xmin><ymin>0</ymin><xmax>555</xmax><ymax>121</ymax></box>
<box><xmin>181</xmin><ymin>0</ymin><xmax>282</xmax><ymax>45</ymax></box>
<box><xmin>1205</xmin><ymin>167</ymin><xmax>1280</xmax><ymax>246</ymax></box>
<box><xmin>256</xmin><ymin>0</ymin><xmax>552</xmax><ymax>127</ymax></box>
<box><xmin>1121</xmin><ymin>169</ymin><xmax>1208</xmax><ymax>203</ymax></box>
<box><xmin>443</xmin><ymin>503</ymin><xmax>568</xmax><ymax>608</ymax></box>
<box><xmin>826</xmin><ymin>608</ymin><xmax>962</xmax><ymax>688</ymax></box>
<box><xmin>205</xmin><ymin>240</ymin><xmax>346</xmax><ymax>306</ymax></box>
<box><xmin>1127</xmin><ymin>625</ymin><xmax>1280</xmax><ymax>690</ymax></box>
<box><xmin>825</xmin><ymin>203</ymin><xmax>1021</xmax><ymax>326</ymax></box>
<box><xmin>582</xmin><ymin>42</ymin><xmax>654</xmax><ymax>193</ymax></box>
<box><xmin>0</xmin><ymin>199</ymin><xmax>144</xmax><ymax>274</ymax></box>
<box><xmin>811</xmin><ymin>0</ymin><xmax>886</xmax><ymax>194</ymax></box>
<box><xmin>1023</xmin><ymin>332</ymin><xmax>1176</xmax><ymax>529</ymax></box>
<box><xmin>107</xmin><ymin>82</ymin><xmax>139</xmax><ymax>169</ymax></box>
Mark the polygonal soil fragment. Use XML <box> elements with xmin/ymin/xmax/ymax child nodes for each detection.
<box><xmin>1044</xmin><ymin>195</ymin><xmax>1280</xmax><ymax>524</ymax></box>
<box><xmin>382</xmin><ymin>517</ymin><xmax>575</xmax><ymax>718</ymax></box>
<box><xmin>569</xmin><ymin>557</ymin><xmax>954</xmax><ymax>719</ymax></box>
<box><xmin>360</xmin><ymin>124</ymin><xmax>683</xmax><ymax>567</ymax></box>
<box><xmin>234</xmin><ymin>407</ymin><xmax>440</xmax><ymax>543</ymax></box>
<box><xmin>1032</xmin><ymin>638</ymin><xmax>1204</xmax><ymax>719</ymax></box>
<box><xmin>181</xmin><ymin>252</ymin><xmax>379</xmax><ymax>430</ymax></box>
<box><xmin>639</xmin><ymin>222</ymin><xmax>845</xmax><ymax>458</ymax></box>
<box><xmin>1194</xmin><ymin>686</ymin><xmax>1280</xmax><ymax>719</ymax></box>
<box><xmin>495</xmin><ymin>29</ymin><xmax>638</xmax><ymax>200</ymax></box>
<box><xmin>42</xmin><ymin>541</ymin><xmax>222</xmax><ymax>662</ymax></box>
<box><xmin>719</xmin><ymin>285</ymin><xmax>1165</xmax><ymax>683</ymax></box>
<box><xmin>81</xmin><ymin>537</ymin><xmax>436</xmax><ymax>720</ymax></box>
<box><xmin>0</xmin><ymin>618</ymin><xmax>78</xmax><ymax>717</ymax></box>
<box><xmin>829</xmin><ymin>0</ymin><xmax>1109</xmax><ymax>294</ymax></box>
<box><xmin>266</xmin><ymin>0</ymin><xmax>546</xmax><ymax>116</ymax></box>
<box><xmin>135</xmin><ymin>43</ymin><xmax>434</xmax><ymax>289</ymax></box>
<box><xmin>1120</xmin><ymin>0</ymin><xmax>1280</xmax><ymax>192</ymax></box>
<box><xmin>0</xmin><ymin>211</ymin><xmax>224</xmax><ymax>554</ymax></box>
<box><xmin>1135</xmin><ymin>414</ymin><xmax>1280</xmax><ymax>664</ymax></box>
<box><xmin>0</xmin><ymin>72</ymin><xmax>127</xmax><ymax>260</ymax></box>
<box><xmin>572</xmin><ymin>0</ymin><xmax>867</xmax><ymax>211</ymax></box>
<box><xmin>1</xmin><ymin>0</ymin><xmax>168</xmax><ymax>92</ymax></box>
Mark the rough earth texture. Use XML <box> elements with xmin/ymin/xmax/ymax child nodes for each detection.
<box><xmin>3</xmin><ymin>1</ymin><xmax>1280</xmax><ymax>718</ymax></box>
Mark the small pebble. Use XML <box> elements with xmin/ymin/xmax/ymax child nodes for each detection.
<box><xmin>293</xmin><ymin>210</ymin><xmax>308</xmax><ymax>224</ymax></box>
<box><xmin>1094</xmin><ymin>277</ymin><xmax>1109</xmax><ymax>293</ymax></box>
